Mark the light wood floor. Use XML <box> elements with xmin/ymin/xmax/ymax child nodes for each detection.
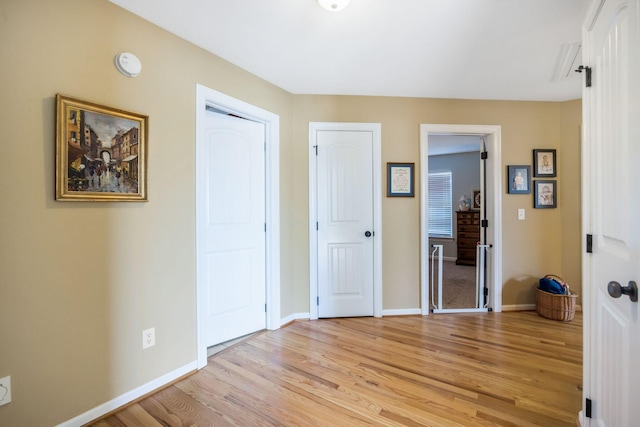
<box><xmin>90</xmin><ymin>311</ymin><xmax>582</xmax><ymax>426</ymax></box>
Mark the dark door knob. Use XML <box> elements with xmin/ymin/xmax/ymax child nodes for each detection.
<box><xmin>364</xmin><ymin>231</ymin><xmax>372</xmax><ymax>237</ymax></box>
<box><xmin>607</xmin><ymin>281</ymin><xmax>638</xmax><ymax>302</ymax></box>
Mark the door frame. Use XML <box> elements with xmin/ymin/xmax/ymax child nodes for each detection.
<box><xmin>580</xmin><ymin>4</ymin><xmax>596</xmax><ymax>421</ymax></box>
<box><xmin>419</xmin><ymin>124</ymin><xmax>503</xmax><ymax>314</ymax></box>
<box><xmin>308</xmin><ymin>122</ymin><xmax>382</xmax><ymax>320</ymax></box>
<box><xmin>195</xmin><ymin>84</ymin><xmax>280</xmax><ymax>369</ymax></box>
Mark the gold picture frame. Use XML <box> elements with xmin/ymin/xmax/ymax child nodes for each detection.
<box><xmin>56</xmin><ymin>94</ymin><xmax>148</xmax><ymax>201</ymax></box>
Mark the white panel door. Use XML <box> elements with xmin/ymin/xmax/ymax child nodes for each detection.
<box><xmin>203</xmin><ymin>111</ymin><xmax>266</xmax><ymax>346</ymax></box>
<box><xmin>317</xmin><ymin>130</ymin><xmax>374</xmax><ymax>318</ymax></box>
<box><xmin>585</xmin><ymin>0</ymin><xmax>640</xmax><ymax>424</ymax></box>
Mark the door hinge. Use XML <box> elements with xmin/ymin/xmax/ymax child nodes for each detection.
<box><xmin>481</xmin><ymin>219</ymin><xmax>488</xmax><ymax>228</ymax></box>
<box><xmin>317</xmin><ymin>296</ymin><xmax>319</xmax><ymax>306</ymax></box>
<box><xmin>586</xmin><ymin>234</ymin><xmax>593</xmax><ymax>253</ymax></box>
<box><xmin>265</xmin><ymin>303</ymin><xmax>267</xmax><ymax>313</ymax></box>
<box><xmin>314</xmin><ymin>145</ymin><xmax>318</xmax><ymax>155</ymax></box>
<box><xmin>265</xmin><ymin>223</ymin><xmax>267</xmax><ymax>233</ymax></box>
<box><xmin>316</xmin><ymin>221</ymin><xmax>319</xmax><ymax>231</ymax></box>
<box><xmin>585</xmin><ymin>398</ymin><xmax>592</xmax><ymax>418</ymax></box>
<box><xmin>480</xmin><ymin>152</ymin><xmax>488</xmax><ymax>160</ymax></box>
<box><xmin>575</xmin><ymin>65</ymin><xmax>592</xmax><ymax>87</ymax></box>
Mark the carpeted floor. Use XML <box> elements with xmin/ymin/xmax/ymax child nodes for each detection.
<box><xmin>432</xmin><ymin>261</ymin><xmax>478</xmax><ymax>309</ymax></box>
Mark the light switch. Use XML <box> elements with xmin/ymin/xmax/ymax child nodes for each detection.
<box><xmin>518</xmin><ymin>208</ymin><xmax>525</xmax><ymax>220</ymax></box>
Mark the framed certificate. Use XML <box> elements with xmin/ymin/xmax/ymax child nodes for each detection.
<box><xmin>387</xmin><ymin>163</ymin><xmax>414</xmax><ymax>197</ymax></box>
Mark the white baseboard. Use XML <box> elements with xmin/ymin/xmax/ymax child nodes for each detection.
<box><xmin>382</xmin><ymin>308</ymin><xmax>422</xmax><ymax>316</ymax></box>
<box><xmin>56</xmin><ymin>361</ymin><xmax>197</xmax><ymax>427</ymax></box>
<box><xmin>277</xmin><ymin>305</ymin><xmax>573</xmax><ymax>322</ymax></box>
<box><xmin>280</xmin><ymin>309</ymin><xmax>424</xmax><ymax>323</ymax></box>
<box><xmin>280</xmin><ymin>312</ymin><xmax>310</xmax><ymax>325</ymax></box>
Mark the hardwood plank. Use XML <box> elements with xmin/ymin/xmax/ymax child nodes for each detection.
<box><xmin>88</xmin><ymin>312</ymin><xmax>582</xmax><ymax>426</ymax></box>
<box><xmin>113</xmin><ymin>404</ymin><xmax>164</xmax><ymax>427</ymax></box>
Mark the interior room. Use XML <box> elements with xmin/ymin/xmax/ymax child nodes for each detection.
<box><xmin>428</xmin><ymin>135</ymin><xmax>482</xmax><ymax>310</ymax></box>
<box><xmin>3</xmin><ymin>0</ymin><xmax>636</xmax><ymax>425</ymax></box>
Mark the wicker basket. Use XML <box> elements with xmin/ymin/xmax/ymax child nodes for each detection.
<box><xmin>536</xmin><ymin>288</ymin><xmax>577</xmax><ymax>321</ymax></box>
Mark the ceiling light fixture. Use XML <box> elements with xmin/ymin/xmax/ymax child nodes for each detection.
<box><xmin>317</xmin><ymin>0</ymin><xmax>351</xmax><ymax>12</ymax></box>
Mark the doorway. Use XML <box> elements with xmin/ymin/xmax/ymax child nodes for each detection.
<box><xmin>419</xmin><ymin>124</ymin><xmax>503</xmax><ymax>314</ymax></box>
<box><xmin>428</xmin><ymin>135</ymin><xmax>481</xmax><ymax>310</ymax></box>
<box><xmin>195</xmin><ymin>84</ymin><xmax>281</xmax><ymax>369</ymax></box>
<box><xmin>308</xmin><ymin>122</ymin><xmax>382</xmax><ymax>319</ymax></box>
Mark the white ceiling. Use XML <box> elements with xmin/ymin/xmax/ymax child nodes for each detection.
<box><xmin>429</xmin><ymin>135</ymin><xmax>481</xmax><ymax>156</ymax></box>
<box><xmin>108</xmin><ymin>0</ymin><xmax>588</xmax><ymax>102</ymax></box>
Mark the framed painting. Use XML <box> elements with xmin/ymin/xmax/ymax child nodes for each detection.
<box><xmin>507</xmin><ymin>165</ymin><xmax>531</xmax><ymax>194</ymax></box>
<box><xmin>533</xmin><ymin>149</ymin><xmax>556</xmax><ymax>177</ymax></box>
<box><xmin>387</xmin><ymin>163</ymin><xmax>414</xmax><ymax>197</ymax></box>
<box><xmin>56</xmin><ymin>94</ymin><xmax>148</xmax><ymax>201</ymax></box>
<box><xmin>534</xmin><ymin>180</ymin><xmax>557</xmax><ymax>208</ymax></box>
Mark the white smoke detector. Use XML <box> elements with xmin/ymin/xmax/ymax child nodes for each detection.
<box><xmin>114</xmin><ymin>52</ymin><xmax>142</xmax><ymax>77</ymax></box>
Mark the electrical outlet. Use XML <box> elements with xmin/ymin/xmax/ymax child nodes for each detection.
<box><xmin>0</xmin><ymin>376</ymin><xmax>11</xmax><ymax>406</ymax></box>
<box><xmin>142</xmin><ymin>327</ymin><xmax>155</xmax><ymax>349</ymax></box>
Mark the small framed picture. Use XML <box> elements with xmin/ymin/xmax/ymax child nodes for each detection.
<box><xmin>534</xmin><ymin>180</ymin><xmax>557</xmax><ymax>208</ymax></box>
<box><xmin>387</xmin><ymin>163</ymin><xmax>414</xmax><ymax>197</ymax></box>
<box><xmin>533</xmin><ymin>149</ymin><xmax>556</xmax><ymax>177</ymax></box>
<box><xmin>507</xmin><ymin>165</ymin><xmax>531</xmax><ymax>194</ymax></box>
<box><xmin>473</xmin><ymin>189</ymin><xmax>481</xmax><ymax>209</ymax></box>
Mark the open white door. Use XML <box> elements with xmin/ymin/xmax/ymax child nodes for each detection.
<box><xmin>202</xmin><ymin>111</ymin><xmax>266</xmax><ymax>346</ymax></box>
<box><xmin>583</xmin><ymin>0</ymin><xmax>640</xmax><ymax>424</ymax></box>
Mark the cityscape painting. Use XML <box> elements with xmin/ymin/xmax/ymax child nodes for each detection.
<box><xmin>56</xmin><ymin>94</ymin><xmax>148</xmax><ymax>201</ymax></box>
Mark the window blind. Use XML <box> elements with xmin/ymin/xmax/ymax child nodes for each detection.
<box><xmin>428</xmin><ymin>172</ymin><xmax>452</xmax><ymax>237</ymax></box>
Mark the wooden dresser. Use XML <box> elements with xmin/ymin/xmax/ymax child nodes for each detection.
<box><xmin>456</xmin><ymin>211</ymin><xmax>480</xmax><ymax>266</ymax></box>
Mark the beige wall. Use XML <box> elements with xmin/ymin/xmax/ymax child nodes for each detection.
<box><xmin>0</xmin><ymin>1</ymin><xmax>581</xmax><ymax>426</ymax></box>
<box><xmin>293</xmin><ymin>96</ymin><xmax>582</xmax><ymax>309</ymax></box>
<box><xmin>0</xmin><ymin>1</ymin><xmax>293</xmax><ymax>425</ymax></box>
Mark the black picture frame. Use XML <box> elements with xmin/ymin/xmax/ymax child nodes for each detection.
<box><xmin>507</xmin><ymin>165</ymin><xmax>531</xmax><ymax>194</ymax></box>
<box><xmin>387</xmin><ymin>163</ymin><xmax>414</xmax><ymax>197</ymax></box>
<box><xmin>534</xmin><ymin>180</ymin><xmax>557</xmax><ymax>208</ymax></box>
<box><xmin>533</xmin><ymin>149</ymin><xmax>557</xmax><ymax>177</ymax></box>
